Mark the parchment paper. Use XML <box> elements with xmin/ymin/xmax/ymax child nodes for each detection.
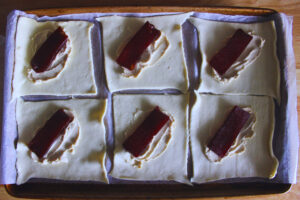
<box><xmin>0</xmin><ymin>10</ymin><xmax>298</xmax><ymax>185</ymax></box>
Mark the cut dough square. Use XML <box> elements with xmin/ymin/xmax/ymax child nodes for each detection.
<box><xmin>97</xmin><ymin>13</ymin><xmax>191</xmax><ymax>92</ymax></box>
<box><xmin>189</xmin><ymin>18</ymin><xmax>280</xmax><ymax>101</ymax></box>
<box><xmin>16</xmin><ymin>98</ymin><xmax>107</xmax><ymax>184</ymax></box>
<box><xmin>190</xmin><ymin>93</ymin><xmax>278</xmax><ymax>183</ymax></box>
<box><xmin>13</xmin><ymin>17</ymin><xmax>97</xmax><ymax>98</ymax></box>
<box><xmin>111</xmin><ymin>94</ymin><xmax>189</xmax><ymax>183</ymax></box>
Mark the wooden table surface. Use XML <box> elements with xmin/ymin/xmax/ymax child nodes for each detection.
<box><xmin>0</xmin><ymin>0</ymin><xmax>299</xmax><ymax>199</ymax></box>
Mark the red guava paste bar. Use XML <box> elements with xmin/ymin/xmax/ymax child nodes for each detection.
<box><xmin>28</xmin><ymin>109</ymin><xmax>74</xmax><ymax>159</ymax></box>
<box><xmin>123</xmin><ymin>106</ymin><xmax>170</xmax><ymax>157</ymax></box>
<box><xmin>207</xmin><ymin>106</ymin><xmax>250</xmax><ymax>158</ymax></box>
<box><xmin>31</xmin><ymin>27</ymin><xmax>68</xmax><ymax>73</ymax></box>
<box><xmin>209</xmin><ymin>29</ymin><xmax>253</xmax><ymax>76</ymax></box>
<box><xmin>116</xmin><ymin>21</ymin><xmax>161</xmax><ymax>71</ymax></box>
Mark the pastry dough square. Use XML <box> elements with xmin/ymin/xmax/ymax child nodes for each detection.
<box><xmin>111</xmin><ymin>94</ymin><xmax>189</xmax><ymax>183</ymax></box>
<box><xmin>16</xmin><ymin>98</ymin><xmax>107</xmax><ymax>184</ymax></box>
<box><xmin>97</xmin><ymin>13</ymin><xmax>191</xmax><ymax>92</ymax></box>
<box><xmin>189</xmin><ymin>18</ymin><xmax>280</xmax><ymax>101</ymax></box>
<box><xmin>13</xmin><ymin>17</ymin><xmax>97</xmax><ymax>98</ymax></box>
<box><xmin>190</xmin><ymin>93</ymin><xmax>278</xmax><ymax>183</ymax></box>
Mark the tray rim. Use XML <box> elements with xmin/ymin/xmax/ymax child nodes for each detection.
<box><xmin>26</xmin><ymin>6</ymin><xmax>277</xmax><ymax>16</ymax></box>
<box><xmin>5</xmin><ymin>182</ymin><xmax>292</xmax><ymax>199</ymax></box>
<box><xmin>5</xmin><ymin>6</ymin><xmax>290</xmax><ymax>199</ymax></box>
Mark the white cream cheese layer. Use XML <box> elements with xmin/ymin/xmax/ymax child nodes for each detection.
<box><xmin>121</xmin><ymin>34</ymin><xmax>169</xmax><ymax>77</ymax></box>
<box><xmin>212</xmin><ymin>33</ymin><xmax>265</xmax><ymax>82</ymax></box>
<box><xmin>189</xmin><ymin>18</ymin><xmax>280</xmax><ymax>102</ymax></box>
<box><xmin>30</xmin><ymin>109</ymin><xmax>80</xmax><ymax>164</ymax></box>
<box><xmin>16</xmin><ymin>98</ymin><xmax>108</xmax><ymax>184</ymax></box>
<box><xmin>13</xmin><ymin>17</ymin><xmax>97</xmax><ymax>98</ymax></box>
<box><xmin>205</xmin><ymin>107</ymin><xmax>256</xmax><ymax>162</ymax></box>
<box><xmin>97</xmin><ymin>13</ymin><xmax>191</xmax><ymax>92</ymax></box>
<box><xmin>28</xmin><ymin>28</ymin><xmax>71</xmax><ymax>82</ymax></box>
<box><xmin>111</xmin><ymin>94</ymin><xmax>189</xmax><ymax>184</ymax></box>
<box><xmin>135</xmin><ymin>120</ymin><xmax>172</xmax><ymax>161</ymax></box>
<box><xmin>123</xmin><ymin>109</ymin><xmax>173</xmax><ymax>168</ymax></box>
<box><xmin>190</xmin><ymin>93</ymin><xmax>278</xmax><ymax>183</ymax></box>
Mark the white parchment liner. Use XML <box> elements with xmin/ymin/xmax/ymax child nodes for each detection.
<box><xmin>0</xmin><ymin>10</ymin><xmax>298</xmax><ymax>185</ymax></box>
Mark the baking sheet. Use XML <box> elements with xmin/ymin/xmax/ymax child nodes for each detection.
<box><xmin>0</xmin><ymin>10</ymin><xmax>298</xmax><ymax>185</ymax></box>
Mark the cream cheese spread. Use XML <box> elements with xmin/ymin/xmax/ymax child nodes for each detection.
<box><xmin>205</xmin><ymin>107</ymin><xmax>256</xmax><ymax>162</ymax></box>
<box><xmin>27</xmin><ymin>28</ymin><xmax>71</xmax><ymax>82</ymax></box>
<box><xmin>124</xmin><ymin>109</ymin><xmax>173</xmax><ymax>168</ymax></box>
<box><xmin>212</xmin><ymin>34</ymin><xmax>265</xmax><ymax>82</ymax></box>
<box><xmin>30</xmin><ymin>109</ymin><xmax>79</xmax><ymax>164</ymax></box>
<box><xmin>121</xmin><ymin>34</ymin><xmax>169</xmax><ymax>77</ymax></box>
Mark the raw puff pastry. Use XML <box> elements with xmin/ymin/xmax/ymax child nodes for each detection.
<box><xmin>189</xmin><ymin>18</ymin><xmax>280</xmax><ymax>101</ymax></box>
<box><xmin>13</xmin><ymin>17</ymin><xmax>97</xmax><ymax>98</ymax></box>
<box><xmin>190</xmin><ymin>93</ymin><xmax>278</xmax><ymax>183</ymax></box>
<box><xmin>97</xmin><ymin>13</ymin><xmax>191</xmax><ymax>92</ymax></box>
<box><xmin>16</xmin><ymin>98</ymin><xmax>107</xmax><ymax>184</ymax></box>
<box><xmin>111</xmin><ymin>94</ymin><xmax>189</xmax><ymax>183</ymax></box>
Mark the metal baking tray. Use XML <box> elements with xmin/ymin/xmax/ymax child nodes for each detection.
<box><xmin>5</xmin><ymin>6</ymin><xmax>291</xmax><ymax>199</ymax></box>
